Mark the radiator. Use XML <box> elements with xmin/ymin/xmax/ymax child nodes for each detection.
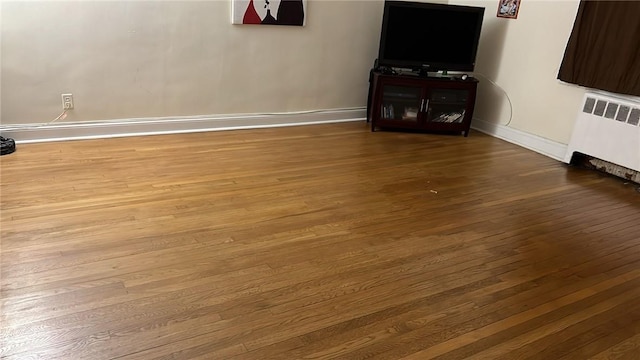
<box><xmin>564</xmin><ymin>91</ymin><xmax>640</xmax><ymax>175</ymax></box>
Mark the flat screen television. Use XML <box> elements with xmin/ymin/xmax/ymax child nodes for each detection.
<box><xmin>377</xmin><ymin>1</ymin><xmax>485</xmax><ymax>73</ymax></box>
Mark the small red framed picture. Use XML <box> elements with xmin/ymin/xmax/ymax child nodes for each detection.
<box><xmin>497</xmin><ymin>0</ymin><xmax>520</xmax><ymax>19</ymax></box>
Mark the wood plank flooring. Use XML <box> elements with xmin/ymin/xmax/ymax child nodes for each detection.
<box><xmin>1</xmin><ymin>121</ymin><xmax>639</xmax><ymax>359</ymax></box>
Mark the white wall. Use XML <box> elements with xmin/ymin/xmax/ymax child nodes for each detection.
<box><xmin>1</xmin><ymin>1</ymin><xmax>384</xmax><ymax>125</ymax></box>
<box><xmin>2</xmin><ymin>0</ymin><xmax>587</xmax><ymax>146</ymax></box>
<box><xmin>450</xmin><ymin>0</ymin><xmax>584</xmax><ymax>144</ymax></box>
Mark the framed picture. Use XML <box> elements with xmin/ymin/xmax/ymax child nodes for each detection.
<box><xmin>497</xmin><ymin>0</ymin><xmax>520</xmax><ymax>19</ymax></box>
<box><xmin>232</xmin><ymin>0</ymin><xmax>307</xmax><ymax>26</ymax></box>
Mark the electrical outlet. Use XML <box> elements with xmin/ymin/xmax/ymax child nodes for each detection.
<box><xmin>61</xmin><ymin>93</ymin><xmax>74</xmax><ymax>110</ymax></box>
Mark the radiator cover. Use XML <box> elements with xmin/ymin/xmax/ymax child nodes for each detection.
<box><xmin>564</xmin><ymin>91</ymin><xmax>640</xmax><ymax>173</ymax></box>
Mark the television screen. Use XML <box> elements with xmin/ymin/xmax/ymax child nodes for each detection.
<box><xmin>378</xmin><ymin>1</ymin><xmax>485</xmax><ymax>72</ymax></box>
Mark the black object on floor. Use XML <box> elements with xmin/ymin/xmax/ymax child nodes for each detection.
<box><xmin>1</xmin><ymin>136</ymin><xmax>16</xmax><ymax>155</ymax></box>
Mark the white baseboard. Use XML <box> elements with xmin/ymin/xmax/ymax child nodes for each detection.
<box><xmin>2</xmin><ymin>108</ymin><xmax>366</xmax><ymax>143</ymax></box>
<box><xmin>2</xmin><ymin>110</ymin><xmax>568</xmax><ymax>164</ymax></box>
<box><xmin>471</xmin><ymin>118</ymin><xmax>568</xmax><ymax>162</ymax></box>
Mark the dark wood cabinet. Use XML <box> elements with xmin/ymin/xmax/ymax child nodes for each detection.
<box><xmin>368</xmin><ymin>71</ymin><xmax>478</xmax><ymax>136</ymax></box>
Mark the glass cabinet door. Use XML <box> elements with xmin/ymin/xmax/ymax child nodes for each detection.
<box><xmin>379</xmin><ymin>85</ymin><xmax>423</xmax><ymax>123</ymax></box>
<box><xmin>425</xmin><ymin>89</ymin><xmax>469</xmax><ymax>124</ymax></box>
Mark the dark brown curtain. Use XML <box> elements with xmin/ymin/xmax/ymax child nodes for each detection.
<box><xmin>558</xmin><ymin>1</ymin><xmax>640</xmax><ymax>96</ymax></box>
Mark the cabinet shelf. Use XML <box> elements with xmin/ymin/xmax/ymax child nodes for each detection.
<box><xmin>384</xmin><ymin>92</ymin><xmax>419</xmax><ymax>99</ymax></box>
<box><xmin>429</xmin><ymin>110</ymin><xmax>465</xmax><ymax>123</ymax></box>
<box><xmin>430</xmin><ymin>101</ymin><xmax>467</xmax><ymax>106</ymax></box>
<box><xmin>368</xmin><ymin>71</ymin><xmax>478</xmax><ymax>137</ymax></box>
<box><xmin>384</xmin><ymin>97</ymin><xmax>421</xmax><ymax>102</ymax></box>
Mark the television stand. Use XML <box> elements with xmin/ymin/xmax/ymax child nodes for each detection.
<box><xmin>387</xmin><ymin>68</ymin><xmax>462</xmax><ymax>80</ymax></box>
<box><xmin>367</xmin><ymin>70</ymin><xmax>478</xmax><ymax>137</ymax></box>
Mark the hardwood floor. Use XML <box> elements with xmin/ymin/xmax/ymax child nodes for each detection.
<box><xmin>1</xmin><ymin>121</ymin><xmax>639</xmax><ymax>359</ymax></box>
